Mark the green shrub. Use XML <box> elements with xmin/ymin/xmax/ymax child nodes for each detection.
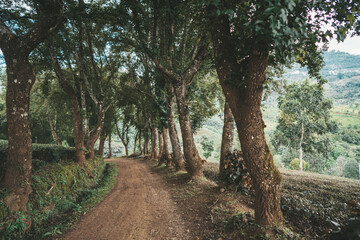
<box><xmin>32</xmin><ymin>144</ymin><xmax>76</xmax><ymax>162</ymax></box>
<box><xmin>0</xmin><ymin>157</ymin><xmax>106</xmax><ymax>238</ymax></box>
<box><xmin>289</xmin><ymin>158</ymin><xmax>309</xmax><ymax>171</ymax></box>
<box><xmin>343</xmin><ymin>159</ymin><xmax>359</xmax><ymax>179</ymax></box>
<box><xmin>0</xmin><ymin>140</ymin><xmax>76</xmax><ymax>180</ymax></box>
<box><xmin>220</xmin><ymin>149</ymin><xmax>251</xmax><ymax>190</ymax></box>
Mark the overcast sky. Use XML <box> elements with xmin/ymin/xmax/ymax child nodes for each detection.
<box><xmin>328</xmin><ymin>36</ymin><xmax>360</xmax><ymax>55</ymax></box>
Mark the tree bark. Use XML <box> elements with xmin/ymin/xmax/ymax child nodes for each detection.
<box><xmin>133</xmin><ymin>131</ymin><xmax>138</xmax><ymax>154</ymax></box>
<box><xmin>2</xmin><ymin>55</ymin><xmax>34</xmax><ymax>212</ymax></box>
<box><xmin>174</xmin><ymin>81</ymin><xmax>202</xmax><ymax>177</ymax></box>
<box><xmin>86</xmin><ymin>109</ymin><xmax>105</xmax><ymax>159</ymax></box>
<box><xmin>144</xmin><ymin>129</ymin><xmax>150</xmax><ymax>154</ymax></box>
<box><xmin>49</xmin><ymin>48</ymin><xmax>87</xmax><ymax>165</ymax></box>
<box><xmin>299</xmin><ymin>122</ymin><xmax>304</xmax><ymax>171</ymax></box>
<box><xmin>108</xmin><ymin>133</ymin><xmax>112</xmax><ymax>158</ymax></box>
<box><xmin>220</xmin><ymin>101</ymin><xmax>235</xmax><ymax>176</ymax></box>
<box><xmin>167</xmin><ymin>91</ymin><xmax>185</xmax><ymax>171</ymax></box>
<box><xmin>98</xmin><ymin>132</ymin><xmax>106</xmax><ymax>157</ymax></box>
<box><xmin>138</xmin><ymin>131</ymin><xmax>143</xmax><ymax>155</ymax></box>
<box><xmin>151</xmin><ymin>127</ymin><xmax>159</xmax><ymax>160</ymax></box>
<box><xmin>208</xmin><ymin>9</ymin><xmax>283</xmax><ymax>226</ymax></box>
<box><xmin>158</xmin><ymin>130</ymin><xmax>163</xmax><ymax>157</ymax></box>
<box><xmin>0</xmin><ymin>0</ymin><xmax>63</xmax><ymax>212</ymax></box>
<box><xmin>48</xmin><ymin>112</ymin><xmax>61</xmax><ymax>145</ymax></box>
<box><xmin>162</xmin><ymin>127</ymin><xmax>172</xmax><ymax>166</ymax></box>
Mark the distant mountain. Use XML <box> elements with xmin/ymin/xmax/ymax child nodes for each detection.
<box><xmin>283</xmin><ymin>51</ymin><xmax>360</xmax><ymax>105</ymax></box>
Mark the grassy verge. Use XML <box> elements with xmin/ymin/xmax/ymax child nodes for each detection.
<box><xmin>0</xmin><ymin>160</ymin><xmax>118</xmax><ymax>239</ymax></box>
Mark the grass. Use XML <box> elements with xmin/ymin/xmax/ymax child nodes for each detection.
<box><xmin>0</xmin><ymin>161</ymin><xmax>119</xmax><ymax>240</ymax></box>
<box><xmin>35</xmin><ymin>162</ymin><xmax>119</xmax><ymax>239</ymax></box>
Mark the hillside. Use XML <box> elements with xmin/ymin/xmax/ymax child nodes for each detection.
<box><xmin>196</xmin><ymin>51</ymin><xmax>360</xmax><ymax>166</ymax></box>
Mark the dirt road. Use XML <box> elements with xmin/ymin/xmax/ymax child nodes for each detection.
<box><xmin>64</xmin><ymin>158</ymin><xmax>191</xmax><ymax>240</ymax></box>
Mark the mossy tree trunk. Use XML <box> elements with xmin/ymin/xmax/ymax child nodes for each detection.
<box><xmin>209</xmin><ymin>9</ymin><xmax>283</xmax><ymax>226</ymax></box>
<box><xmin>0</xmin><ymin>0</ymin><xmax>63</xmax><ymax>212</ymax></box>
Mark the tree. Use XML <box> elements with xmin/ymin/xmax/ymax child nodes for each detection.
<box><xmin>272</xmin><ymin>80</ymin><xmax>336</xmax><ymax>171</ymax></box>
<box><xmin>206</xmin><ymin>0</ymin><xmax>359</xmax><ymax>226</ymax></box>
<box><xmin>200</xmin><ymin>136</ymin><xmax>214</xmax><ymax>159</ymax></box>
<box><xmin>220</xmin><ymin>101</ymin><xmax>234</xmax><ymax>175</ymax></box>
<box><xmin>0</xmin><ymin>0</ymin><xmax>63</xmax><ymax>212</ymax></box>
<box><xmin>125</xmin><ymin>0</ymin><xmax>209</xmax><ymax>178</ymax></box>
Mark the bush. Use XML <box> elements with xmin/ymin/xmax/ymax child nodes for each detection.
<box><xmin>0</xmin><ymin>157</ymin><xmax>106</xmax><ymax>238</ymax></box>
<box><xmin>220</xmin><ymin>149</ymin><xmax>251</xmax><ymax>190</ymax></box>
<box><xmin>343</xmin><ymin>159</ymin><xmax>359</xmax><ymax>179</ymax></box>
<box><xmin>0</xmin><ymin>140</ymin><xmax>76</xmax><ymax>180</ymax></box>
<box><xmin>289</xmin><ymin>158</ymin><xmax>309</xmax><ymax>171</ymax></box>
<box><xmin>32</xmin><ymin>144</ymin><xmax>76</xmax><ymax>162</ymax></box>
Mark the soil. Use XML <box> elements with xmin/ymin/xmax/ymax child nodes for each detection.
<box><xmin>64</xmin><ymin>158</ymin><xmax>191</xmax><ymax>240</ymax></box>
<box><xmin>64</xmin><ymin>157</ymin><xmax>359</xmax><ymax>240</ymax></box>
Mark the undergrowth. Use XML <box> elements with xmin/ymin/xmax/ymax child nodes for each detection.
<box><xmin>0</xmin><ymin>159</ymin><xmax>118</xmax><ymax>239</ymax></box>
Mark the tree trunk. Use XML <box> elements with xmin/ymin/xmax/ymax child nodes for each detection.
<box><xmin>124</xmin><ymin>143</ymin><xmax>129</xmax><ymax>156</ymax></box>
<box><xmin>48</xmin><ymin>112</ymin><xmax>61</xmax><ymax>145</ymax></box>
<box><xmin>144</xmin><ymin>129</ymin><xmax>150</xmax><ymax>154</ymax></box>
<box><xmin>138</xmin><ymin>131</ymin><xmax>143</xmax><ymax>155</ymax></box>
<box><xmin>49</xmin><ymin>48</ymin><xmax>87</xmax><ymax>166</ymax></box>
<box><xmin>86</xmin><ymin>108</ymin><xmax>105</xmax><ymax>159</ymax></box>
<box><xmin>2</xmin><ymin>56</ymin><xmax>34</xmax><ymax>212</ymax></box>
<box><xmin>299</xmin><ymin>122</ymin><xmax>304</xmax><ymax>171</ymax></box>
<box><xmin>151</xmin><ymin>127</ymin><xmax>159</xmax><ymax>160</ymax></box>
<box><xmin>167</xmin><ymin>92</ymin><xmax>185</xmax><ymax>171</ymax></box>
<box><xmin>0</xmin><ymin>0</ymin><xmax>63</xmax><ymax>212</ymax></box>
<box><xmin>208</xmin><ymin>10</ymin><xmax>283</xmax><ymax>226</ymax></box>
<box><xmin>162</xmin><ymin>127</ymin><xmax>172</xmax><ymax>166</ymax></box>
<box><xmin>108</xmin><ymin>134</ymin><xmax>112</xmax><ymax>158</ymax></box>
<box><xmin>173</xmin><ymin>81</ymin><xmax>202</xmax><ymax>178</ymax></box>
<box><xmin>98</xmin><ymin>132</ymin><xmax>106</xmax><ymax>158</ymax></box>
<box><xmin>158</xmin><ymin>130</ymin><xmax>163</xmax><ymax>157</ymax></box>
<box><xmin>220</xmin><ymin>101</ymin><xmax>235</xmax><ymax>176</ymax></box>
<box><xmin>133</xmin><ymin>131</ymin><xmax>138</xmax><ymax>154</ymax></box>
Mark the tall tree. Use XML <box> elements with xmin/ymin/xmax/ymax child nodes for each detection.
<box><xmin>0</xmin><ymin>0</ymin><xmax>63</xmax><ymax>212</ymax></box>
<box><xmin>220</xmin><ymin>101</ymin><xmax>235</xmax><ymax>175</ymax></box>
<box><xmin>272</xmin><ymin>79</ymin><xmax>336</xmax><ymax>170</ymax></box>
<box><xmin>206</xmin><ymin>0</ymin><xmax>359</xmax><ymax>226</ymax></box>
<box><xmin>125</xmin><ymin>0</ymin><xmax>209</xmax><ymax>178</ymax></box>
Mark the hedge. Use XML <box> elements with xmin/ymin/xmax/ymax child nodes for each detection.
<box><xmin>0</xmin><ymin>140</ymin><xmax>76</xmax><ymax>181</ymax></box>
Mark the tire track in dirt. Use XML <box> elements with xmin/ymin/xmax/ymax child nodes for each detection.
<box><xmin>64</xmin><ymin>158</ymin><xmax>190</xmax><ymax>240</ymax></box>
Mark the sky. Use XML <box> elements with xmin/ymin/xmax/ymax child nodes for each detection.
<box><xmin>328</xmin><ymin>36</ymin><xmax>360</xmax><ymax>55</ymax></box>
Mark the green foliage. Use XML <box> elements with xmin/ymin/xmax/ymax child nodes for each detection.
<box><xmin>289</xmin><ymin>158</ymin><xmax>309</xmax><ymax>171</ymax></box>
<box><xmin>0</xmin><ymin>158</ymin><xmax>117</xmax><ymax>239</ymax></box>
<box><xmin>200</xmin><ymin>136</ymin><xmax>215</xmax><ymax>159</ymax></box>
<box><xmin>0</xmin><ymin>211</ymin><xmax>29</xmax><ymax>240</ymax></box>
<box><xmin>31</xmin><ymin>144</ymin><xmax>76</xmax><ymax>163</ymax></box>
<box><xmin>220</xmin><ymin>150</ymin><xmax>251</xmax><ymax>190</ymax></box>
<box><xmin>0</xmin><ymin>141</ymin><xmax>76</xmax><ymax>181</ymax></box>
<box><xmin>341</xmin><ymin>128</ymin><xmax>360</xmax><ymax>145</ymax></box>
<box><xmin>272</xmin><ymin>79</ymin><xmax>336</xmax><ymax>172</ymax></box>
<box><xmin>343</xmin><ymin>159</ymin><xmax>359</xmax><ymax>179</ymax></box>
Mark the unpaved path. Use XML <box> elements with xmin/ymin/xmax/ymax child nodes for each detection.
<box><xmin>64</xmin><ymin>158</ymin><xmax>191</xmax><ymax>240</ymax></box>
